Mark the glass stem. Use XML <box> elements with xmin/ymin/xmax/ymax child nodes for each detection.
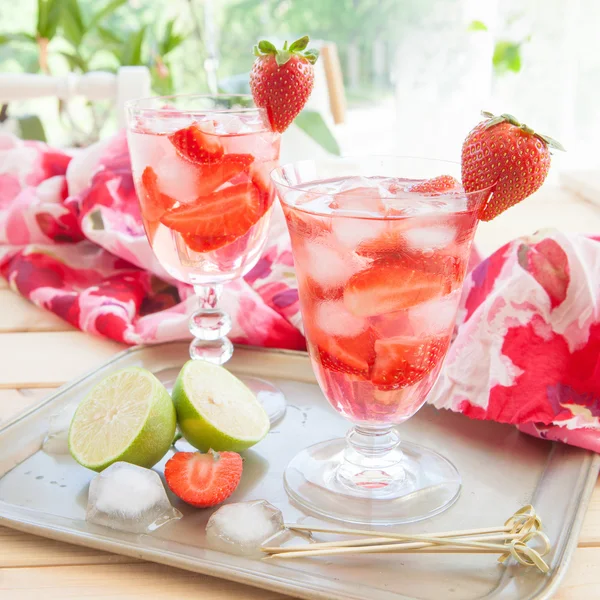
<box><xmin>188</xmin><ymin>284</ymin><xmax>233</xmax><ymax>364</ymax></box>
<box><xmin>337</xmin><ymin>426</ymin><xmax>406</xmax><ymax>490</ymax></box>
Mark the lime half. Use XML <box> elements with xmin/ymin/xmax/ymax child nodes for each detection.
<box><xmin>69</xmin><ymin>367</ymin><xmax>176</xmax><ymax>472</ymax></box>
<box><xmin>172</xmin><ymin>360</ymin><xmax>270</xmax><ymax>452</ymax></box>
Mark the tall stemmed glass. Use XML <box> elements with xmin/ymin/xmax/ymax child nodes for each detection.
<box><xmin>272</xmin><ymin>157</ymin><xmax>491</xmax><ymax>524</ymax></box>
<box><xmin>127</xmin><ymin>94</ymin><xmax>285</xmax><ymax>423</ymax></box>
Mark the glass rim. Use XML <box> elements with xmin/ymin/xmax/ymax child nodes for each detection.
<box><xmin>271</xmin><ymin>156</ymin><xmax>496</xmax><ymax>199</ymax></box>
<box><xmin>125</xmin><ymin>93</ymin><xmax>273</xmax><ymax>137</ymax></box>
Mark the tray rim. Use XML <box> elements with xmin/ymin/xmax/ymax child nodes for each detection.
<box><xmin>0</xmin><ymin>341</ymin><xmax>598</xmax><ymax>600</ymax></box>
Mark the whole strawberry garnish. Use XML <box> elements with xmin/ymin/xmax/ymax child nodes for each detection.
<box><xmin>461</xmin><ymin>111</ymin><xmax>564</xmax><ymax>221</ymax></box>
<box><xmin>250</xmin><ymin>36</ymin><xmax>319</xmax><ymax>133</ymax></box>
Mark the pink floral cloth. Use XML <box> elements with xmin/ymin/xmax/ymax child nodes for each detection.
<box><xmin>1</xmin><ymin>131</ymin><xmax>599</xmax><ymax>452</ymax></box>
<box><xmin>0</xmin><ymin>132</ymin><xmax>304</xmax><ymax>349</ymax></box>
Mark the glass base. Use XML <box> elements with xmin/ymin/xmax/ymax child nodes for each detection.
<box><xmin>241</xmin><ymin>377</ymin><xmax>287</xmax><ymax>426</ymax></box>
<box><xmin>284</xmin><ymin>436</ymin><xmax>461</xmax><ymax>525</ymax></box>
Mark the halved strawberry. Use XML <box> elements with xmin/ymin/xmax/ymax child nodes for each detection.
<box><xmin>196</xmin><ymin>153</ymin><xmax>254</xmax><ymax>196</ymax></box>
<box><xmin>408</xmin><ymin>175</ymin><xmax>461</xmax><ymax>194</ymax></box>
<box><xmin>371</xmin><ymin>335</ymin><xmax>449</xmax><ymax>389</ymax></box>
<box><xmin>182</xmin><ymin>232</ymin><xmax>237</xmax><ymax>253</ymax></box>
<box><xmin>306</xmin><ymin>321</ymin><xmax>375</xmax><ymax>378</ymax></box>
<box><xmin>356</xmin><ymin>231</ymin><xmax>406</xmax><ymax>258</ymax></box>
<box><xmin>160</xmin><ymin>183</ymin><xmax>263</xmax><ymax>240</ymax></box>
<box><xmin>164</xmin><ymin>450</ymin><xmax>242</xmax><ymax>508</ymax></box>
<box><xmin>139</xmin><ymin>166</ymin><xmax>176</xmax><ymax>221</ymax></box>
<box><xmin>169</xmin><ymin>123</ymin><xmax>224</xmax><ymax>164</ymax></box>
<box><xmin>250</xmin><ymin>160</ymin><xmax>277</xmax><ymax>211</ymax></box>
<box><xmin>302</xmin><ymin>276</ymin><xmax>343</xmax><ymax>301</ymax></box>
<box><xmin>344</xmin><ymin>259</ymin><xmax>449</xmax><ymax>317</ymax></box>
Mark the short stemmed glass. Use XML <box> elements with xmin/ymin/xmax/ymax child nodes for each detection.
<box><xmin>272</xmin><ymin>157</ymin><xmax>491</xmax><ymax>524</ymax></box>
<box><xmin>127</xmin><ymin>94</ymin><xmax>285</xmax><ymax>423</ymax></box>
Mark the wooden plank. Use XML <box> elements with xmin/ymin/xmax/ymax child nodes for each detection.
<box><xmin>0</xmin><ymin>562</ymin><xmax>288</xmax><ymax>600</ymax></box>
<box><xmin>0</xmin><ymin>332</ymin><xmax>125</xmax><ymax>388</ymax></box>
<box><xmin>0</xmin><ymin>527</ymin><xmax>139</xmax><ymax>568</ymax></box>
<box><xmin>555</xmin><ymin>547</ymin><xmax>600</xmax><ymax>599</ymax></box>
<box><xmin>0</xmin><ymin>547</ymin><xmax>598</xmax><ymax>599</ymax></box>
<box><xmin>0</xmin><ymin>290</ymin><xmax>72</xmax><ymax>333</ymax></box>
<box><xmin>0</xmin><ymin>388</ymin><xmax>54</xmax><ymax>423</ymax></box>
<box><xmin>579</xmin><ymin>478</ymin><xmax>600</xmax><ymax>547</ymax></box>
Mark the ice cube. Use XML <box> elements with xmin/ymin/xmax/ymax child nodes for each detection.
<box><xmin>331</xmin><ymin>215</ymin><xmax>387</xmax><ymax>248</ymax></box>
<box><xmin>315</xmin><ymin>300</ymin><xmax>367</xmax><ymax>337</ymax></box>
<box><xmin>212</xmin><ymin>114</ymin><xmax>250</xmax><ymax>135</ymax></box>
<box><xmin>403</xmin><ymin>226</ymin><xmax>456</xmax><ymax>250</ymax></box>
<box><xmin>42</xmin><ymin>403</ymin><xmax>78</xmax><ymax>455</ymax></box>
<box><xmin>407</xmin><ymin>290</ymin><xmax>461</xmax><ymax>335</ymax></box>
<box><xmin>223</xmin><ymin>131</ymin><xmax>279</xmax><ymax>161</ymax></box>
<box><xmin>333</xmin><ymin>186</ymin><xmax>385</xmax><ymax>214</ymax></box>
<box><xmin>86</xmin><ymin>462</ymin><xmax>182</xmax><ymax>534</ymax></box>
<box><xmin>301</xmin><ymin>242</ymin><xmax>365</xmax><ymax>289</ymax></box>
<box><xmin>205</xmin><ymin>500</ymin><xmax>284</xmax><ymax>557</ymax></box>
<box><xmin>155</xmin><ymin>149</ymin><xmax>201</xmax><ymax>204</ymax></box>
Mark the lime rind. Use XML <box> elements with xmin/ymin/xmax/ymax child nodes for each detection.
<box><xmin>68</xmin><ymin>367</ymin><xmax>176</xmax><ymax>472</ymax></box>
<box><xmin>172</xmin><ymin>360</ymin><xmax>270</xmax><ymax>453</ymax></box>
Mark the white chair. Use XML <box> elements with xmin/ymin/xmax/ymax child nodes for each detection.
<box><xmin>0</xmin><ymin>66</ymin><xmax>151</xmax><ymax>127</ymax></box>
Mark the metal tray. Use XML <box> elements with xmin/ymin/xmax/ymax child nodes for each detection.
<box><xmin>0</xmin><ymin>342</ymin><xmax>598</xmax><ymax>600</ymax></box>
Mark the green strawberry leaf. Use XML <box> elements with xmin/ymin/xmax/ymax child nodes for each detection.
<box><xmin>275</xmin><ymin>49</ymin><xmax>291</xmax><ymax>66</ymax></box>
<box><xmin>289</xmin><ymin>35</ymin><xmax>309</xmax><ymax>52</ymax></box>
<box><xmin>257</xmin><ymin>40</ymin><xmax>276</xmax><ymax>54</ymax></box>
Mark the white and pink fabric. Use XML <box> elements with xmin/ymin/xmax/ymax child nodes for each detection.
<box><xmin>1</xmin><ymin>131</ymin><xmax>599</xmax><ymax>452</ymax></box>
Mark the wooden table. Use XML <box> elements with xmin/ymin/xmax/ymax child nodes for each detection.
<box><xmin>1</xmin><ymin>186</ymin><xmax>599</xmax><ymax>599</ymax></box>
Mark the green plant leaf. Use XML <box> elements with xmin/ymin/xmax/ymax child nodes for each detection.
<box><xmin>37</xmin><ymin>0</ymin><xmax>62</xmax><ymax>40</ymax></box>
<box><xmin>96</xmin><ymin>25</ymin><xmax>122</xmax><ymax>47</ymax></box>
<box><xmin>59</xmin><ymin>50</ymin><xmax>88</xmax><ymax>71</ymax></box>
<box><xmin>89</xmin><ymin>0</ymin><xmax>127</xmax><ymax>30</ymax></box>
<box><xmin>159</xmin><ymin>19</ymin><xmax>186</xmax><ymax>56</ymax></box>
<box><xmin>120</xmin><ymin>25</ymin><xmax>147</xmax><ymax>66</ymax></box>
<box><xmin>294</xmin><ymin>110</ymin><xmax>340</xmax><ymax>156</ymax></box>
<box><xmin>61</xmin><ymin>0</ymin><xmax>86</xmax><ymax>47</ymax></box>
<box><xmin>17</xmin><ymin>114</ymin><xmax>47</xmax><ymax>141</ymax></box>
<box><xmin>258</xmin><ymin>40</ymin><xmax>276</xmax><ymax>54</ymax></box>
<box><xmin>493</xmin><ymin>40</ymin><xmax>522</xmax><ymax>73</ymax></box>
<box><xmin>0</xmin><ymin>32</ymin><xmax>37</xmax><ymax>45</ymax></box>
<box><xmin>468</xmin><ymin>20</ymin><xmax>488</xmax><ymax>32</ymax></box>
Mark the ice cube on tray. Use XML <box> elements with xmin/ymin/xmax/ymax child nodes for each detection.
<box><xmin>42</xmin><ymin>403</ymin><xmax>78</xmax><ymax>455</ymax></box>
<box><xmin>86</xmin><ymin>462</ymin><xmax>182</xmax><ymax>534</ymax></box>
<box><xmin>205</xmin><ymin>500</ymin><xmax>284</xmax><ymax>557</ymax></box>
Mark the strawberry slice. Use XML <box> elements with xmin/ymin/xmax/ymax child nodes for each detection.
<box><xmin>371</xmin><ymin>335</ymin><xmax>449</xmax><ymax>389</ymax></box>
<box><xmin>250</xmin><ymin>160</ymin><xmax>277</xmax><ymax>211</ymax></box>
<box><xmin>408</xmin><ymin>175</ymin><xmax>461</xmax><ymax>194</ymax></box>
<box><xmin>307</xmin><ymin>324</ymin><xmax>375</xmax><ymax>378</ymax></box>
<box><xmin>344</xmin><ymin>258</ymin><xmax>448</xmax><ymax>317</ymax></box>
<box><xmin>164</xmin><ymin>450</ymin><xmax>242</xmax><ymax>508</ymax></box>
<box><xmin>160</xmin><ymin>183</ymin><xmax>263</xmax><ymax>240</ymax></box>
<box><xmin>139</xmin><ymin>166</ymin><xmax>175</xmax><ymax>221</ymax></box>
<box><xmin>169</xmin><ymin>123</ymin><xmax>224</xmax><ymax>164</ymax></box>
<box><xmin>182</xmin><ymin>232</ymin><xmax>237</xmax><ymax>253</ymax></box>
<box><xmin>195</xmin><ymin>153</ymin><xmax>254</xmax><ymax>196</ymax></box>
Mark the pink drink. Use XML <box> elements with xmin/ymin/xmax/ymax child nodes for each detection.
<box><xmin>282</xmin><ymin>175</ymin><xmax>478</xmax><ymax>425</ymax></box>
<box><xmin>128</xmin><ymin>115</ymin><xmax>280</xmax><ymax>285</ymax></box>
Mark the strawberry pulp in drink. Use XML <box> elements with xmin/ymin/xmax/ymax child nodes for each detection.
<box><xmin>281</xmin><ymin>175</ymin><xmax>478</xmax><ymax>425</ymax></box>
<box><xmin>128</xmin><ymin>115</ymin><xmax>280</xmax><ymax>285</ymax></box>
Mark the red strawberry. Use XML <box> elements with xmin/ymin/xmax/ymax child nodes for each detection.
<box><xmin>461</xmin><ymin>112</ymin><xmax>564</xmax><ymax>221</ymax></box>
<box><xmin>371</xmin><ymin>335</ymin><xmax>449</xmax><ymax>389</ymax></box>
<box><xmin>169</xmin><ymin>123</ymin><xmax>224</xmax><ymax>164</ymax></box>
<box><xmin>344</xmin><ymin>258</ymin><xmax>449</xmax><ymax>317</ymax></box>
<box><xmin>313</xmin><ymin>329</ymin><xmax>375</xmax><ymax>378</ymax></box>
<box><xmin>160</xmin><ymin>183</ymin><xmax>263</xmax><ymax>240</ymax></box>
<box><xmin>196</xmin><ymin>154</ymin><xmax>254</xmax><ymax>196</ymax></box>
<box><xmin>182</xmin><ymin>233</ymin><xmax>237</xmax><ymax>253</ymax></box>
<box><xmin>250</xmin><ymin>36</ymin><xmax>319</xmax><ymax>133</ymax></box>
<box><xmin>250</xmin><ymin>160</ymin><xmax>277</xmax><ymax>211</ymax></box>
<box><xmin>164</xmin><ymin>450</ymin><xmax>243</xmax><ymax>508</ymax></box>
<box><xmin>139</xmin><ymin>166</ymin><xmax>176</xmax><ymax>222</ymax></box>
<box><xmin>408</xmin><ymin>175</ymin><xmax>461</xmax><ymax>194</ymax></box>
